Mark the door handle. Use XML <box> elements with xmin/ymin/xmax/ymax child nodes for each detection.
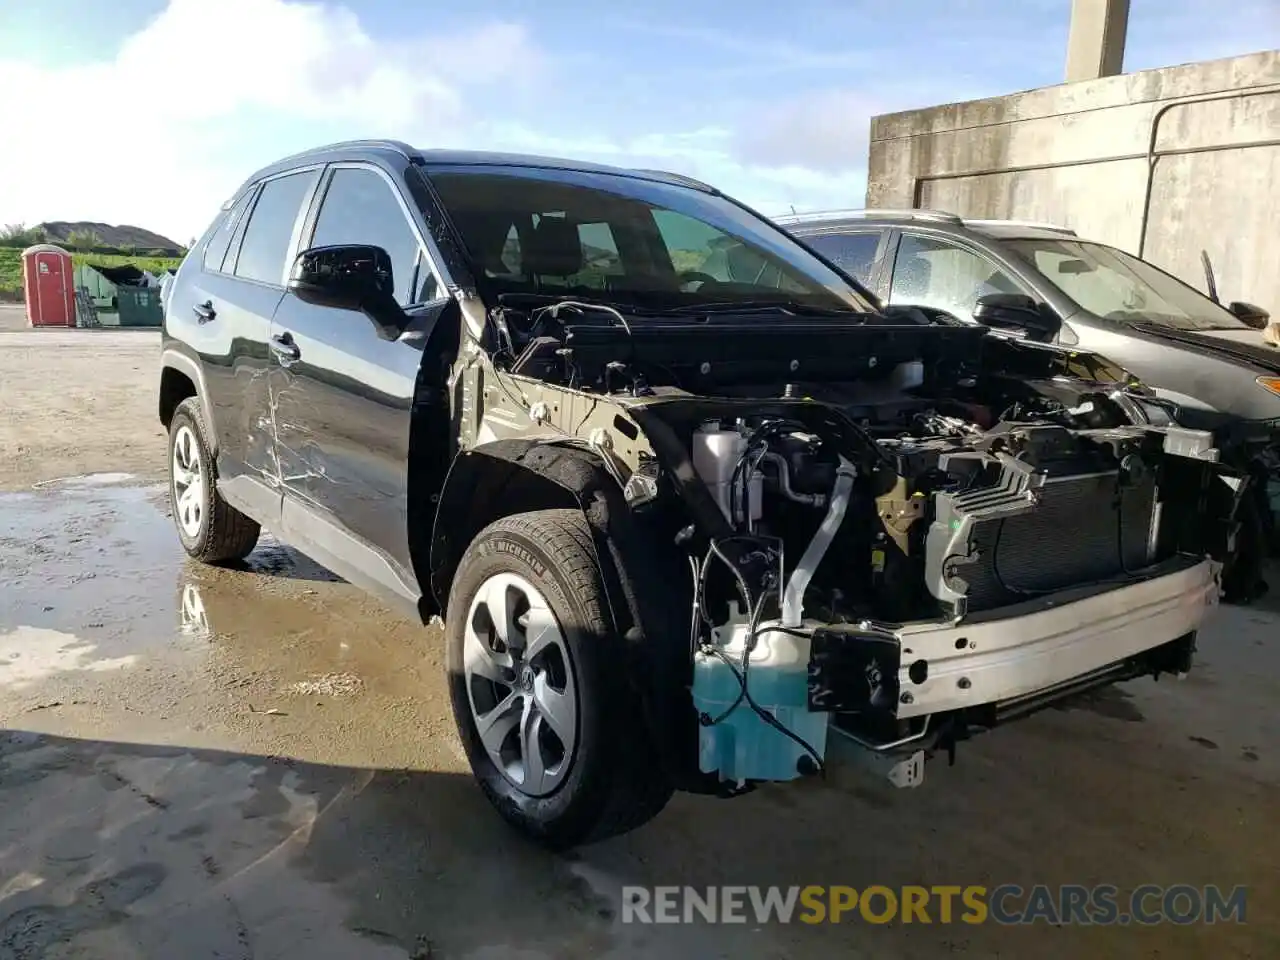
<box><xmin>193</xmin><ymin>300</ymin><xmax>216</xmax><ymax>323</ymax></box>
<box><xmin>270</xmin><ymin>333</ymin><xmax>301</xmax><ymax>365</ymax></box>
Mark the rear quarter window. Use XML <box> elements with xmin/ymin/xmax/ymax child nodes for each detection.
<box><xmin>802</xmin><ymin>231</ymin><xmax>882</xmax><ymax>284</ymax></box>
<box><xmin>202</xmin><ymin>190</ymin><xmax>255</xmax><ymax>274</ymax></box>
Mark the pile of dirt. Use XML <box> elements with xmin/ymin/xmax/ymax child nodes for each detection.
<box><xmin>38</xmin><ymin>222</ymin><xmax>182</xmax><ymax>254</ymax></box>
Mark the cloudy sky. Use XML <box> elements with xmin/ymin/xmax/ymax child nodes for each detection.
<box><xmin>1</xmin><ymin>0</ymin><xmax>1276</xmax><ymax>245</ymax></box>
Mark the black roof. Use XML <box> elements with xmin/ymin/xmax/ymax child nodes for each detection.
<box><xmin>241</xmin><ymin>139</ymin><xmax>716</xmax><ymax>195</ymax></box>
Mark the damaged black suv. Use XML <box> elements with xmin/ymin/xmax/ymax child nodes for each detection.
<box><xmin>159</xmin><ymin>140</ymin><xmax>1246</xmax><ymax>848</ymax></box>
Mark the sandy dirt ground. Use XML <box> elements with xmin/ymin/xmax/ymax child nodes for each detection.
<box><xmin>1</xmin><ymin>309</ymin><xmax>1278</xmax><ymax>958</ymax></box>
<box><xmin>0</xmin><ymin>307</ymin><xmax>166</xmax><ymax>491</ymax></box>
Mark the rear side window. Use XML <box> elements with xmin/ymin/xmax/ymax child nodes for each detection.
<box><xmin>803</xmin><ymin>231</ymin><xmax>881</xmax><ymax>284</ymax></box>
<box><xmin>202</xmin><ymin>190</ymin><xmax>254</xmax><ymax>273</ymax></box>
<box><xmin>233</xmin><ymin>171</ymin><xmax>317</xmax><ymax>286</ymax></box>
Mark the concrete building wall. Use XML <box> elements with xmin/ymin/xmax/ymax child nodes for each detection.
<box><xmin>1065</xmin><ymin>0</ymin><xmax>1130</xmax><ymax>82</ymax></box>
<box><xmin>867</xmin><ymin>50</ymin><xmax>1280</xmax><ymax>312</ymax></box>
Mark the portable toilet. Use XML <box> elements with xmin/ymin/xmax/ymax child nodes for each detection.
<box><xmin>21</xmin><ymin>244</ymin><xmax>76</xmax><ymax>327</ymax></box>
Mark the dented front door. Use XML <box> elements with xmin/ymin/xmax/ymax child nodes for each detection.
<box><xmin>267</xmin><ymin>291</ymin><xmax>428</xmax><ymax>585</ymax></box>
<box><xmin>264</xmin><ymin>161</ymin><xmax>450</xmax><ymax>592</ymax></box>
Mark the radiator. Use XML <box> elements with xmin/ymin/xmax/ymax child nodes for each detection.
<box><xmin>926</xmin><ymin>464</ymin><xmax>1160</xmax><ymax>616</ymax></box>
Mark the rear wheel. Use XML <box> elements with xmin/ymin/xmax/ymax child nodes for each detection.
<box><xmin>446</xmin><ymin>509</ymin><xmax>673</xmax><ymax>848</ymax></box>
<box><xmin>168</xmin><ymin>397</ymin><xmax>260</xmax><ymax>563</ymax></box>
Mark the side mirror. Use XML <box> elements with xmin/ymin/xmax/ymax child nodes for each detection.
<box><xmin>1228</xmin><ymin>301</ymin><xmax>1270</xmax><ymax>329</ymax></box>
<box><xmin>288</xmin><ymin>244</ymin><xmax>407</xmax><ymax>339</ymax></box>
<box><xmin>973</xmin><ymin>292</ymin><xmax>1061</xmax><ymax>341</ymax></box>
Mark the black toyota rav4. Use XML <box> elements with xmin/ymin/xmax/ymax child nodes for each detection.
<box><xmin>160</xmin><ymin>140</ymin><xmax>1246</xmax><ymax>848</ymax></box>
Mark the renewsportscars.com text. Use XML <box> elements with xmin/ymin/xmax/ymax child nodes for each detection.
<box><xmin>621</xmin><ymin>884</ymin><xmax>1248</xmax><ymax>926</ymax></box>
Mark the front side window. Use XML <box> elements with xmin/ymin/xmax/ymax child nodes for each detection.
<box><xmin>803</xmin><ymin>231</ymin><xmax>882</xmax><ymax>285</ymax></box>
<box><xmin>1006</xmin><ymin>238</ymin><xmax>1251</xmax><ymax>332</ymax></box>
<box><xmin>310</xmin><ymin>167</ymin><xmax>436</xmax><ymax>306</ymax></box>
<box><xmin>425</xmin><ymin>165</ymin><xmax>876</xmax><ymax>313</ymax></box>
<box><xmin>234</xmin><ymin>170</ymin><xmax>318</xmax><ymax>285</ymax></box>
<box><xmin>889</xmin><ymin>233</ymin><xmax>1023</xmax><ymax>320</ymax></box>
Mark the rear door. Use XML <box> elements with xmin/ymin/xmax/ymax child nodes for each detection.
<box><xmin>268</xmin><ymin>162</ymin><xmax>449</xmax><ymax>604</ymax></box>
<box><xmin>173</xmin><ymin>168</ymin><xmax>322</xmax><ymax>483</ymax></box>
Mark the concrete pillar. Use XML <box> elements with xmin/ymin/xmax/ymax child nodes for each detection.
<box><xmin>1065</xmin><ymin>0</ymin><xmax>1130</xmax><ymax>82</ymax></box>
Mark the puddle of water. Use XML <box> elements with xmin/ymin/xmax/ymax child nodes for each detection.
<box><xmin>31</xmin><ymin>472</ymin><xmax>138</xmax><ymax>490</ymax></box>
<box><xmin>0</xmin><ymin>482</ymin><xmax>431</xmax><ymax>709</ymax></box>
<box><xmin>0</xmin><ymin>484</ymin><xmax>345</xmax><ymax>688</ymax></box>
<box><xmin>0</xmin><ymin>626</ymin><xmax>138</xmax><ymax>689</ymax></box>
<box><xmin>0</xmin><ymin>485</ymin><xmax>188</xmax><ymax>664</ymax></box>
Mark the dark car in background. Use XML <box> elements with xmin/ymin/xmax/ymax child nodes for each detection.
<box><xmin>778</xmin><ymin>209</ymin><xmax>1280</xmax><ymax>596</ymax></box>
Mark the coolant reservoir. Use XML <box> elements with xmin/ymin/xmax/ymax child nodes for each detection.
<box><xmin>692</xmin><ymin>613</ymin><xmax>829</xmax><ymax>783</ymax></box>
<box><xmin>692</xmin><ymin>423</ymin><xmax>762</xmax><ymax>526</ymax></box>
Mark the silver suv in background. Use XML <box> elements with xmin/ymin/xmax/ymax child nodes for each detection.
<box><xmin>778</xmin><ymin>209</ymin><xmax>1280</xmax><ymax>598</ymax></box>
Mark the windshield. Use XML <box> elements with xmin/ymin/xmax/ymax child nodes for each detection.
<box><xmin>424</xmin><ymin>164</ymin><xmax>876</xmax><ymax>314</ymax></box>
<box><xmin>1006</xmin><ymin>238</ymin><xmax>1251</xmax><ymax>333</ymax></box>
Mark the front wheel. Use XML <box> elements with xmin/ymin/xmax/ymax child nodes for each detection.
<box><xmin>446</xmin><ymin>510</ymin><xmax>673</xmax><ymax>849</ymax></box>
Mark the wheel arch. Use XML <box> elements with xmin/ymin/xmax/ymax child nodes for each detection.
<box><xmin>425</xmin><ymin>439</ymin><xmax>704</xmax><ymax>790</ymax></box>
<box><xmin>159</xmin><ymin>349</ymin><xmax>218</xmax><ymax>455</ymax></box>
<box><xmin>422</xmin><ymin>440</ymin><xmax>577</xmax><ymax>617</ymax></box>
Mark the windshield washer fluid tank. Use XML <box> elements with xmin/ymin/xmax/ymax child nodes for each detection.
<box><xmin>692</xmin><ymin>613</ymin><xmax>829</xmax><ymax>784</ymax></box>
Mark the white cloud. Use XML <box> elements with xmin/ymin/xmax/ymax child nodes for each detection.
<box><xmin>733</xmin><ymin>89</ymin><xmax>881</xmax><ymax>174</ymax></box>
<box><xmin>480</xmin><ymin>123</ymin><xmax>866</xmax><ymax>217</ymax></box>
<box><xmin>4</xmin><ymin>0</ymin><xmax>1275</xmax><ymax>247</ymax></box>
<box><xmin>113</xmin><ymin>0</ymin><xmax>454</xmax><ymax>126</ymax></box>
<box><xmin>0</xmin><ymin>0</ymin><xmax>866</xmax><ymax>243</ymax></box>
<box><xmin>0</xmin><ymin>0</ymin><xmax>538</xmax><ymax>243</ymax></box>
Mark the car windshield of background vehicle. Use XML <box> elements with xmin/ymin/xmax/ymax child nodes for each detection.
<box><xmin>425</xmin><ymin>165</ymin><xmax>876</xmax><ymax>315</ymax></box>
<box><xmin>1006</xmin><ymin>238</ymin><xmax>1251</xmax><ymax>332</ymax></box>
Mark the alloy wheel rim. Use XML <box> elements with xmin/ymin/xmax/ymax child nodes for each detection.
<box><xmin>463</xmin><ymin>572</ymin><xmax>579</xmax><ymax>797</ymax></box>
<box><xmin>172</xmin><ymin>425</ymin><xmax>205</xmax><ymax>539</ymax></box>
<box><xmin>180</xmin><ymin>583</ymin><xmax>210</xmax><ymax>637</ymax></box>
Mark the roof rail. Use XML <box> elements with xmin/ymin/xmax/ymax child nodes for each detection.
<box><xmin>630</xmin><ymin>168</ymin><xmax>715</xmax><ymax>192</ymax></box>
<box><xmin>270</xmin><ymin>139</ymin><xmax>419</xmax><ymax>166</ymax></box>
<box><xmin>773</xmin><ymin>207</ymin><xmax>963</xmax><ymax>225</ymax></box>
<box><xmin>963</xmin><ymin>217</ymin><xmax>1077</xmax><ymax>236</ymax></box>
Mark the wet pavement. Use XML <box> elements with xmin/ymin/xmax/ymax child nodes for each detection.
<box><xmin>1</xmin><ymin>476</ymin><xmax>1279</xmax><ymax>958</ymax></box>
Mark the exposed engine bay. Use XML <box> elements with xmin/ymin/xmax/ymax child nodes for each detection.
<box><xmin>482</xmin><ymin>302</ymin><xmax>1243</xmax><ymax>788</ymax></box>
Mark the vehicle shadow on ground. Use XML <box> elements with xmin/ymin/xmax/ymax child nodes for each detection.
<box><xmin>1248</xmin><ymin>557</ymin><xmax>1280</xmax><ymax>613</ymax></box>
<box><xmin>163</xmin><ymin>570</ymin><xmax>1279</xmax><ymax>959</ymax></box>
<box><xmin>4</xmin><ymin>704</ymin><xmax>1277</xmax><ymax>960</ymax></box>
<box><xmin>0</xmin><ymin>728</ymin><xmax>616</xmax><ymax>959</ymax></box>
<box><xmin>234</xmin><ymin>534</ymin><xmax>345</xmax><ymax>584</ymax></box>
